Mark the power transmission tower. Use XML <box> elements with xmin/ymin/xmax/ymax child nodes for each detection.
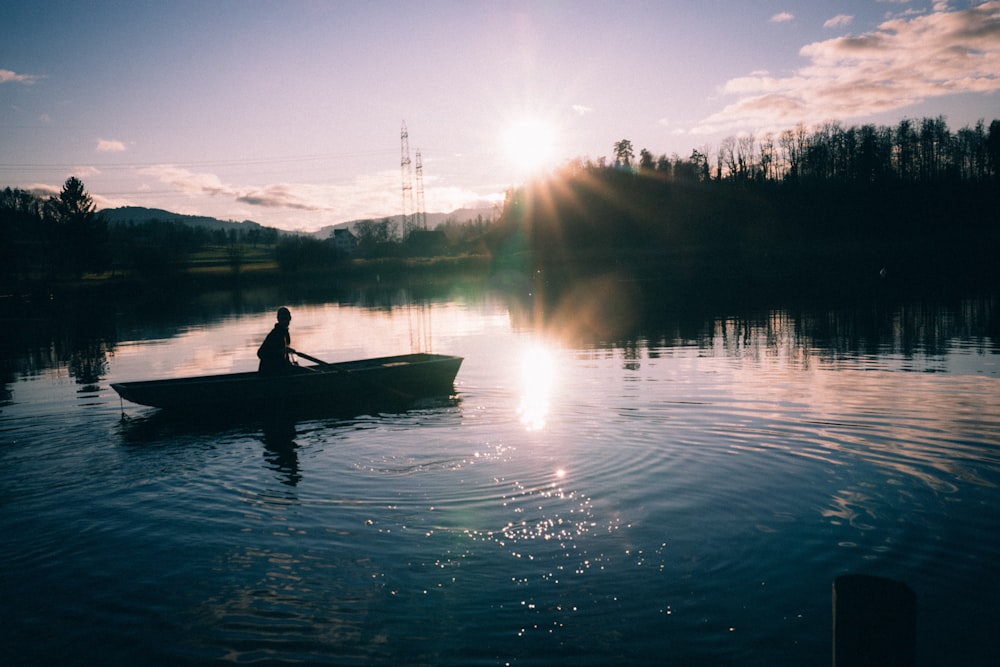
<box><xmin>400</xmin><ymin>121</ymin><xmax>415</xmax><ymax>236</ymax></box>
<box><xmin>415</xmin><ymin>149</ymin><xmax>427</xmax><ymax>230</ymax></box>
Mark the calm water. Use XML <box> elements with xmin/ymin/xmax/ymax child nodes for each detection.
<box><xmin>1</xmin><ymin>285</ymin><xmax>998</xmax><ymax>666</ymax></box>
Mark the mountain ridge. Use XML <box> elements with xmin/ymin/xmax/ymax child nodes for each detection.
<box><xmin>99</xmin><ymin>205</ymin><xmax>497</xmax><ymax>238</ymax></box>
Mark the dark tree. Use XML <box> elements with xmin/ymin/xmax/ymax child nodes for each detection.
<box><xmin>56</xmin><ymin>176</ymin><xmax>95</xmax><ymax>220</ymax></box>
<box><xmin>613</xmin><ymin>139</ymin><xmax>634</xmax><ymax>168</ymax></box>
<box><xmin>49</xmin><ymin>177</ymin><xmax>110</xmax><ymax>277</ymax></box>
<box><xmin>274</xmin><ymin>235</ymin><xmax>333</xmax><ymax>272</ymax></box>
<box><xmin>638</xmin><ymin>148</ymin><xmax>655</xmax><ymax>172</ymax></box>
<box><xmin>353</xmin><ymin>217</ymin><xmax>399</xmax><ymax>257</ymax></box>
<box><xmin>987</xmin><ymin>120</ymin><xmax>1000</xmax><ymax>179</ymax></box>
<box><xmin>0</xmin><ymin>187</ymin><xmax>46</xmax><ymax>285</ymax></box>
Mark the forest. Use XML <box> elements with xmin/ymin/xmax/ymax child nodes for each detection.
<box><xmin>490</xmin><ymin>116</ymin><xmax>1000</xmax><ymax>295</ymax></box>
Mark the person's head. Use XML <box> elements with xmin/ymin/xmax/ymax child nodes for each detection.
<box><xmin>276</xmin><ymin>307</ymin><xmax>291</xmax><ymax>324</ymax></box>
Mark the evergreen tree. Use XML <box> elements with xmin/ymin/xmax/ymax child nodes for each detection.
<box><xmin>49</xmin><ymin>177</ymin><xmax>110</xmax><ymax>277</ymax></box>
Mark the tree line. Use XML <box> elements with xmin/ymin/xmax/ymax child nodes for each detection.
<box><xmin>605</xmin><ymin>116</ymin><xmax>1000</xmax><ymax>185</ymax></box>
<box><xmin>1</xmin><ymin>178</ymin><xmax>499</xmax><ymax>288</ymax></box>
<box><xmin>270</xmin><ymin>213</ymin><xmax>494</xmax><ymax>272</ymax></box>
<box><xmin>1</xmin><ymin>177</ymin><xmax>110</xmax><ymax>286</ymax></box>
<box><xmin>1</xmin><ymin>178</ymin><xmax>281</xmax><ymax>288</ymax></box>
<box><xmin>492</xmin><ymin>116</ymin><xmax>1000</xmax><ymax>290</ymax></box>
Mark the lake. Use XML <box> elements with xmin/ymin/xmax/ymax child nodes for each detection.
<box><xmin>1</xmin><ymin>281</ymin><xmax>997</xmax><ymax>665</ymax></box>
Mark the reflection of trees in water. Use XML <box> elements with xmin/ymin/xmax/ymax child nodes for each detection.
<box><xmin>501</xmin><ymin>280</ymin><xmax>996</xmax><ymax>365</ymax></box>
<box><xmin>56</xmin><ymin>309</ymin><xmax>116</xmax><ymax>388</ymax></box>
<box><xmin>0</xmin><ymin>369</ymin><xmax>13</xmax><ymax>406</ymax></box>
<box><xmin>695</xmin><ymin>298</ymin><xmax>996</xmax><ymax>367</ymax></box>
<box><xmin>1</xmin><ymin>298</ymin><xmax>117</xmax><ymax>384</ymax></box>
<box><xmin>680</xmin><ymin>297</ymin><xmax>996</xmax><ymax>366</ymax></box>
<box><xmin>2</xmin><ymin>286</ymin><xmax>283</xmax><ymax>382</ymax></box>
<box><xmin>68</xmin><ymin>340</ymin><xmax>110</xmax><ymax>388</ymax></box>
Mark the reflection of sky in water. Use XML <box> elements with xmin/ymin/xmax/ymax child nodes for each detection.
<box><xmin>111</xmin><ymin>300</ymin><xmax>511</xmax><ymax>380</ymax></box>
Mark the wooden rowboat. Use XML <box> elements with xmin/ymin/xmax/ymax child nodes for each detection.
<box><xmin>111</xmin><ymin>353</ymin><xmax>463</xmax><ymax>412</ymax></box>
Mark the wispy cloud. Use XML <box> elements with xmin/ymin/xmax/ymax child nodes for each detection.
<box><xmin>97</xmin><ymin>138</ymin><xmax>127</xmax><ymax>152</ymax></box>
<box><xmin>23</xmin><ymin>183</ymin><xmax>61</xmax><ymax>197</ymax></box>
<box><xmin>694</xmin><ymin>1</ymin><xmax>1000</xmax><ymax>134</ymax></box>
<box><xmin>823</xmin><ymin>14</ymin><xmax>854</xmax><ymax>29</ymax></box>
<box><xmin>0</xmin><ymin>68</ymin><xmax>41</xmax><ymax>85</ymax></box>
<box><xmin>72</xmin><ymin>166</ymin><xmax>102</xmax><ymax>179</ymax></box>
<box><xmin>770</xmin><ymin>12</ymin><xmax>795</xmax><ymax>23</ymax></box>
<box><xmin>138</xmin><ymin>165</ymin><xmax>323</xmax><ymax>212</ymax></box>
<box><xmin>139</xmin><ymin>165</ymin><xmax>229</xmax><ymax>197</ymax></box>
<box><xmin>572</xmin><ymin>104</ymin><xmax>593</xmax><ymax>115</ymax></box>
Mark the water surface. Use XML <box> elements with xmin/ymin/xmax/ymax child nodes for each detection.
<box><xmin>1</xmin><ymin>288</ymin><xmax>997</xmax><ymax>665</ymax></box>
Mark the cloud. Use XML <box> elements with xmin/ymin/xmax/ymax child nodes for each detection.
<box><xmin>23</xmin><ymin>183</ymin><xmax>60</xmax><ymax>197</ymax></box>
<box><xmin>236</xmin><ymin>183</ymin><xmax>326</xmax><ymax>211</ymax></box>
<box><xmin>137</xmin><ymin>164</ymin><xmax>375</xmax><ymax>221</ymax></box>
<box><xmin>72</xmin><ymin>166</ymin><xmax>102</xmax><ymax>179</ymax></box>
<box><xmin>139</xmin><ymin>165</ymin><xmax>230</xmax><ymax>197</ymax></box>
<box><xmin>824</xmin><ymin>14</ymin><xmax>854</xmax><ymax>29</ymax></box>
<box><xmin>97</xmin><ymin>138</ymin><xmax>127</xmax><ymax>152</ymax></box>
<box><xmin>770</xmin><ymin>12</ymin><xmax>795</xmax><ymax>23</ymax></box>
<box><xmin>572</xmin><ymin>104</ymin><xmax>593</xmax><ymax>115</ymax></box>
<box><xmin>0</xmin><ymin>68</ymin><xmax>40</xmax><ymax>84</ymax></box>
<box><xmin>695</xmin><ymin>1</ymin><xmax>1000</xmax><ymax>134</ymax></box>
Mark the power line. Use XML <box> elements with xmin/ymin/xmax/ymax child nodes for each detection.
<box><xmin>0</xmin><ymin>149</ymin><xmax>397</xmax><ymax>171</ymax></box>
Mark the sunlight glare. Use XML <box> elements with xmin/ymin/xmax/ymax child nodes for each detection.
<box><xmin>503</xmin><ymin>118</ymin><xmax>555</xmax><ymax>174</ymax></box>
<box><xmin>517</xmin><ymin>344</ymin><xmax>557</xmax><ymax>431</ymax></box>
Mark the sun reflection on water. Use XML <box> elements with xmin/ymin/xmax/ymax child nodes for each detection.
<box><xmin>517</xmin><ymin>344</ymin><xmax>557</xmax><ymax>431</ymax></box>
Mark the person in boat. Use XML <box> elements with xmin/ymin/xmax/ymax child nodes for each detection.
<box><xmin>257</xmin><ymin>307</ymin><xmax>296</xmax><ymax>374</ymax></box>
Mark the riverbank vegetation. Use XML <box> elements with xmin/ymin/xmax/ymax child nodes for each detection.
<box><xmin>2</xmin><ymin>115</ymin><xmax>997</xmax><ymax>303</ymax></box>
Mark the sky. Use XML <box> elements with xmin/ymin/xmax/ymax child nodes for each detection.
<box><xmin>2</xmin><ymin>0</ymin><xmax>998</xmax><ymax>232</ymax></box>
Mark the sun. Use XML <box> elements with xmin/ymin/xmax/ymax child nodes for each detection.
<box><xmin>503</xmin><ymin>117</ymin><xmax>555</xmax><ymax>175</ymax></box>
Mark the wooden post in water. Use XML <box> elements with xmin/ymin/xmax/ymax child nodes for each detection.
<box><xmin>833</xmin><ymin>574</ymin><xmax>916</xmax><ymax>667</ymax></box>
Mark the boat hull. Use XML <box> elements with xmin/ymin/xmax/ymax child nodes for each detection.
<box><xmin>111</xmin><ymin>353</ymin><xmax>462</xmax><ymax>412</ymax></box>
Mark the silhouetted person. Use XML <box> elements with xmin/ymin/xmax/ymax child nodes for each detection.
<box><xmin>257</xmin><ymin>307</ymin><xmax>294</xmax><ymax>374</ymax></box>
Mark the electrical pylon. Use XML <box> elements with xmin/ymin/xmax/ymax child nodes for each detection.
<box><xmin>415</xmin><ymin>149</ymin><xmax>427</xmax><ymax>230</ymax></box>
<box><xmin>400</xmin><ymin>121</ymin><xmax>415</xmax><ymax>234</ymax></box>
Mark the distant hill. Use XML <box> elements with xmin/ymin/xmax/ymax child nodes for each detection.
<box><xmin>100</xmin><ymin>206</ymin><xmax>265</xmax><ymax>234</ymax></box>
<box><xmin>100</xmin><ymin>205</ymin><xmax>498</xmax><ymax>238</ymax></box>
<box><xmin>310</xmin><ymin>207</ymin><xmax>497</xmax><ymax>239</ymax></box>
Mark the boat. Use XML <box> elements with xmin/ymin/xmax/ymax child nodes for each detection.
<box><xmin>111</xmin><ymin>352</ymin><xmax>463</xmax><ymax>413</ymax></box>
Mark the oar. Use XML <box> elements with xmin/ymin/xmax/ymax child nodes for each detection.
<box><xmin>288</xmin><ymin>348</ymin><xmax>413</xmax><ymax>401</ymax></box>
<box><xmin>288</xmin><ymin>348</ymin><xmax>335</xmax><ymax>367</ymax></box>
